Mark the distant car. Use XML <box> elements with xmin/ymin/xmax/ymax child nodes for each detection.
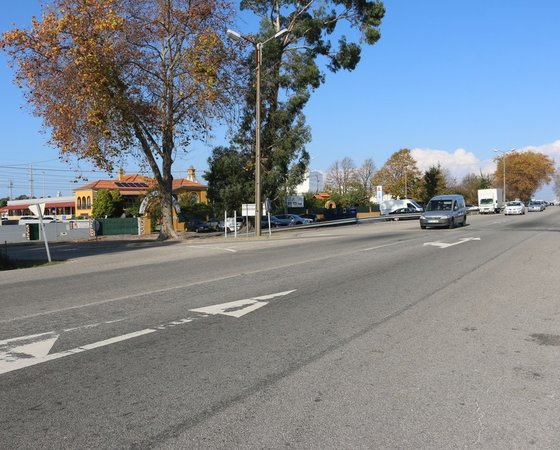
<box><xmin>504</xmin><ymin>201</ymin><xmax>525</xmax><ymax>215</ymax></box>
<box><xmin>274</xmin><ymin>214</ymin><xmax>313</xmax><ymax>225</ymax></box>
<box><xmin>385</xmin><ymin>207</ymin><xmax>422</xmax><ymax>221</ymax></box>
<box><xmin>186</xmin><ymin>219</ymin><xmax>212</xmax><ymax>232</ymax></box>
<box><xmin>466</xmin><ymin>204</ymin><xmax>479</xmax><ymax>213</ymax></box>
<box><xmin>18</xmin><ymin>216</ymin><xmax>56</xmax><ymax>225</ymax></box>
<box><xmin>527</xmin><ymin>201</ymin><xmax>545</xmax><ymax>212</ymax></box>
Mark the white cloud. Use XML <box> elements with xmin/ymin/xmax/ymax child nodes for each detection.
<box><xmin>518</xmin><ymin>140</ymin><xmax>560</xmax><ymax>164</ymax></box>
<box><xmin>410</xmin><ymin>140</ymin><xmax>560</xmax><ymax>182</ymax></box>
<box><xmin>410</xmin><ymin>147</ymin><xmax>493</xmax><ymax>181</ymax></box>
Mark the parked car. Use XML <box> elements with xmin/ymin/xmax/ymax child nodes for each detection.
<box><xmin>261</xmin><ymin>215</ymin><xmax>292</xmax><ymax>228</ymax></box>
<box><xmin>299</xmin><ymin>213</ymin><xmax>318</xmax><ymax>222</ymax></box>
<box><xmin>206</xmin><ymin>218</ymin><xmax>221</xmax><ymax>231</ymax></box>
<box><xmin>527</xmin><ymin>201</ymin><xmax>545</xmax><ymax>212</ymax></box>
<box><xmin>419</xmin><ymin>194</ymin><xmax>467</xmax><ymax>229</ymax></box>
<box><xmin>218</xmin><ymin>217</ymin><xmax>243</xmax><ymax>232</ymax></box>
<box><xmin>18</xmin><ymin>216</ymin><xmax>56</xmax><ymax>225</ymax></box>
<box><xmin>274</xmin><ymin>214</ymin><xmax>313</xmax><ymax>225</ymax></box>
<box><xmin>504</xmin><ymin>201</ymin><xmax>525</xmax><ymax>215</ymax></box>
<box><xmin>186</xmin><ymin>219</ymin><xmax>212</xmax><ymax>232</ymax></box>
<box><xmin>385</xmin><ymin>207</ymin><xmax>422</xmax><ymax>221</ymax></box>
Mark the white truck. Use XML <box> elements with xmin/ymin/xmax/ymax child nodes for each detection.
<box><xmin>477</xmin><ymin>188</ymin><xmax>504</xmax><ymax>214</ymax></box>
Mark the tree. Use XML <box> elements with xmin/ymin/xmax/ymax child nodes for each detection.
<box><xmin>494</xmin><ymin>151</ymin><xmax>555</xmax><ymax>202</ymax></box>
<box><xmin>326</xmin><ymin>157</ymin><xmax>356</xmax><ymax>195</ymax></box>
<box><xmin>553</xmin><ymin>171</ymin><xmax>560</xmax><ymax>200</ymax></box>
<box><xmin>92</xmin><ymin>189</ymin><xmax>122</xmax><ymax>218</ymax></box>
<box><xmin>1</xmin><ymin>0</ymin><xmax>241</xmax><ymax>240</ymax></box>
<box><xmin>372</xmin><ymin>149</ymin><xmax>421</xmax><ymax>199</ymax></box>
<box><xmin>0</xmin><ymin>198</ymin><xmax>7</xmax><ymax>208</ymax></box>
<box><xmin>419</xmin><ymin>164</ymin><xmax>447</xmax><ymax>204</ymax></box>
<box><xmin>354</xmin><ymin>158</ymin><xmax>377</xmax><ymax>200</ymax></box>
<box><xmin>204</xmin><ymin>146</ymin><xmax>254</xmax><ymax>213</ymax></box>
<box><xmin>229</xmin><ymin>0</ymin><xmax>385</xmax><ymax>210</ymax></box>
<box><xmin>455</xmin><ymin>172</ymin><xmax>493</xmax><ymax>204</ymax></box>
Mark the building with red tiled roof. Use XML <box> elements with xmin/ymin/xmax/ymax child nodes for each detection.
<box><xmin>74</xmin><ymin>167</ymin><xmax>207</xmax><ymax>218</ymax></box>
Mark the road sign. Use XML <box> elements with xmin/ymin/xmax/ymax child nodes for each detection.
<box><xmin>287</xmin><ymin>195</ymin><xmax>304</xmax><ymax>208</ymax></box>
<box><xmin>242</xmin><ymin>203</ymin><xmax>256</xmax><ymax>216</ymax></box>
<box><xmin>28</xmin><ymin>203</ymin><xmax>46</xmax><ymax>217</ymax></box>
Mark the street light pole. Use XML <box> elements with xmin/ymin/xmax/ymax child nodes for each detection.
<box><xmin>227</xmin><ymin>28</ymin><xmax>288</xmax><ymax>237</ymax></box>
<box><xmin>493</xmin><ymin>148</ymin><xmax>516</xmax><ymax>203</ymax></box>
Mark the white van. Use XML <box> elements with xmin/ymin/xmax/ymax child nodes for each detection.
<box><xmin>380</xmin><ymin>199</ymin><xmax>423</xmax><ymax>216</ymax></box>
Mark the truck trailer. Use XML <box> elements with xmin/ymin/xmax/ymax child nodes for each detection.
<box><xmin>477</xmin><ymin>188</ymin><xmax>504</xmax><ymax>214</ymax></box>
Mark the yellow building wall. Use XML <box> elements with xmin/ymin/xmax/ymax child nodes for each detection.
<box><xmin>74</xmin><ymin>189</ymin><xmax>95</xmax><ymax>217</ymax></box>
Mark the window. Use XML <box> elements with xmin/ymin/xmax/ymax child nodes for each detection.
<box><xmin>77</xmin><ymin>197</ymin><xmax>82</xmax><ymax>209</ymax></box>
<box><xmin>87</xmin><ymin>196</ymin><xmax>91</xmax><ymax>208</ymax></box>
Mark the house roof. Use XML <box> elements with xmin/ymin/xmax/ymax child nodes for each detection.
<box><xmin>5</xmin><ymin>201</ymin><xmax>75</xmax><ymax>211</ymax></box>
<box><xmin>76</xmin><ymin>173</ymin><xmax>207</xmax><ymax>193</ymax></box>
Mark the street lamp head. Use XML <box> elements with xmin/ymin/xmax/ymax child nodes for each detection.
<box><xmin>226</xmin><ymin>29</ymin><xmax>243</xmax><ymax>41</ymax></box>
<box><xmin>273</xmin><ymin>28</ymin><xmax>289</xmax><ymax>39</ymax></box>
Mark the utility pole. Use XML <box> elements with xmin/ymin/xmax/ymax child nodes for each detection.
<box><xmin>8</xmin><ymin>180</ymin><xmax>13</xmax><ymax>199</ymax></box>
<box><xmin>29</xmin><ymin>164</ymin><xmax>34</xmax><ymax>198</ymax></box>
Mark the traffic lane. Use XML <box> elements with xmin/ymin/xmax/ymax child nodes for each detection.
<box><xmin>0</xmin><ymin>211</ymin><xmax>549</xmax><ymax>340</ymax></box>
<box><xmin>0</xmin><ymin>222</ymin><xmax>440</xmax><ymax>321</ymax></box>
<box><xmin>167</xmin><ymin>227</ymin><xmax>560</xmax><ymax>449</ymax></box>
<box><xmin>0</xmin><ymin>214</ymin><xmax>548</xmax><ymax>448</ymax></box>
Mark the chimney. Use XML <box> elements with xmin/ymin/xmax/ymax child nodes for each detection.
<box><xmin>118</xmin><ymin>167</ymin><xmax>124</xmax><ymax>181</ymax></box>
<box><xmin>187</xmin><ymin>166</ymin><xmax>197</xmax><ymax>182</ymax></box>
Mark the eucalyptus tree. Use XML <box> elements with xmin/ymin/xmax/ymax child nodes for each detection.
<box><xmin>231</xmin><ymin>0</ymin><xmax>385</xmax><ymax>209</ymax></box>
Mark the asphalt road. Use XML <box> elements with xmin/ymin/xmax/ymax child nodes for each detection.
<box><xmin>1</xmin><ymin>208</ymin><xmax>560</xmax><ymax>448</ymax></box>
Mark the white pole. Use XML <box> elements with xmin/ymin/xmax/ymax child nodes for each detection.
<box><xmin>37</xmin><ymin>207</ymin><xmax>51</xmax><ymax>263</ymax></box>
<box><xmin>224</xmin><ymin>211</ymin><xmax>227</xmax><ymax>238</ymax></box>
<box><xmin>234</xmin><ymin>210</ymin><xmax>237</xmax><ymax>238</ymax></box>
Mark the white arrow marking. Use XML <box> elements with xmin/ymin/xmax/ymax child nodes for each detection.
<box><xmin>0</xmin><ymin>291</ymin><xmax>296</xmax><ymax>375</ymax></box>
<box><xmin>0</xmin><ymin>332</ymin><xmax>59</xmax><ymax>363</ymax></box>
<box><xmin>0</xmin><ymin>329</ymin><xmax>155</xmax><ymax>375</ymax></box>
<box><xmin>190</xmin><ymin>290</ymin><xmax>296</xmax><ymax>318</ymax></box>
<box><xmin>424</xmin><ymin>237</ymin><xmax>481</xmax><ymax>248</ymax></box>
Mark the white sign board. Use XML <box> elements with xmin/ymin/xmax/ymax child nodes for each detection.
<box><xmin>28</xmin><ymin>203</ymin><xmax>46</xmax><ymax>217</ymax></box>
<box><xmin>287</xmin><ymin>195</ymin><xmax>304</xmax><ymax>208</ymax></box>
<box><xmin>242</xmin><ymin>203</ymin><xmax>256</xmax><ymax>217</ymax></box>
<box><xmin>376</xmin><ymin>186</ymin><xmax>383</xmax><ymax>204</ymax></box>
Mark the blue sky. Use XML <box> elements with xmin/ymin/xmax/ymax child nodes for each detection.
<box><xmin>1</xmin><ymin>0</ymin><xmax>559</xmax><ymax>199</ymax></box>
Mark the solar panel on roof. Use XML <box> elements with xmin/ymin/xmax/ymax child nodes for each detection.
<box><xmin>115</xmin><ymin>182</ymin><xmax>124</xmax><ymax>187</ymax></box>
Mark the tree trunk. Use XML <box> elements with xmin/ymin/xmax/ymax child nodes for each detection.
<box><xmin>157</xmin><ymin>181</ymin><xmax>179</xmax><ymax>240</ymax></box>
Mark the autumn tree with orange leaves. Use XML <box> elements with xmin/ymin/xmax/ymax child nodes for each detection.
<box><xmin>1</xmin><ymin>0</ymin><xmax>242</xmax><ymax>239</ymax></box>
<box><xmin>494</xmin><ymin>151</ymin><xmax>555</xmax><ymax>203</ymax></box>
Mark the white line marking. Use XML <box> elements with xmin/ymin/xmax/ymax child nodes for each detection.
<box><xmin>423</xmin><ymin>237</ymin><xmax>481</xmax><ymax>248</ymax></box>
<box><xmin>0</xmin><ymin>329</ymin><xmax>155</xmax><ymax>375</ymax></box>
<box><xmin>361</xmin><ymin>242</ymin><xmax>402</xmax><ymax>252</ymax></box>
<box><xmin>190</xmin><ymin>290</ymin><xmax>296</xmax><ymax>318</ymax></box>
<box><xmin>186</xmin><ymin>245</ymin><xmax>237</xmax><ymax>253</ymax></box>
<box><xmin>251</xmin><ymin>290</ymin><xmax>296</xmax><ymax>300</ymax></box>
<box><xmin>0</xmin><ymin>288</ymin><xmax>292</xmax><ymax>375</ymax></box>
<box><xmin>63</xmin><ymin>319</ymin><xmax>125</xmax><ymax>332</ymax></box>
<box><xmin>190</xmin><ymin>299</ymin><xmax>268</xmax><ymax>318</ymax></box>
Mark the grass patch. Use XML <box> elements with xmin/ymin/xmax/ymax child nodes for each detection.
<box><xmin>0</xmin><ymin>254</ymin><xmax>61</xmax><ymax>271</ymax></box>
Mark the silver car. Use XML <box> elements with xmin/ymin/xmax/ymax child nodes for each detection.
<box><xmin>527</xmin><ymin>201</ymin><xmax>545</xmax><ymax>212</ymax></box>
<box><xmin>420</xmin><ymin>194</ymin><xmax>468</xmax><ymax>229</ymax></box>
<box><xmin>504</xmin><ymin>201</ymin><xmax>525</xmax><ymax>215</ymax></box>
